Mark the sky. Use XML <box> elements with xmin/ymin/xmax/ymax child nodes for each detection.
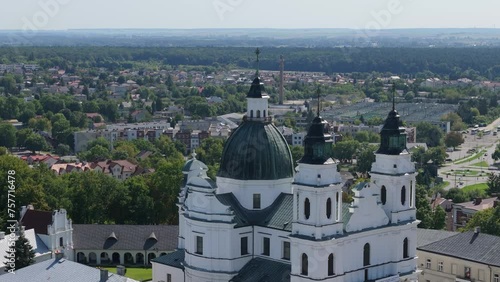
<box><xmin>2</xmin><ymin>0</ymin><xmax>499</xmax><ymax>30</ymax></box>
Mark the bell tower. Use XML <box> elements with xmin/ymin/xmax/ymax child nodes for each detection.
<box><xmin>291</xmin><ymin>89</ymin><xmax>344</xmax><ymax>281</ymax></box>
<box><xmin>371</xmin><ymin>85</ymin><xmax>417</xmax><ymax>224</ymax></box>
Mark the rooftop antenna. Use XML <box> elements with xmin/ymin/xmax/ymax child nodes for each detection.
<box><xmin>255</xmin><ymin>48</ymin><xmax>260</xmax><ymax>77</ymax></box>
<box><xmin>316</xmin><ymin>85</ymin><xmax>321</xmax><ymax>116</ymax></box>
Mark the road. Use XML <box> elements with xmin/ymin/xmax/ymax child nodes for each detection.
<box><xmin>438</xmin><ymin>117</ymin><xmax>500</xmax><ymax>190</ymax></box>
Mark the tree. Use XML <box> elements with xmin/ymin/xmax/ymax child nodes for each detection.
<box><xmin>86</xmin><ymin>137</ymin><xmax>110</xmax><ymax>151</ymax></box>
<box><xmin>416</xmin><ymin>122</ymin><xmax>443</xmax><ymax>147</ymax></box>
<box><xmin>55</xmin><ymin>144</ymin><xmax>71</xmax><ymax>156</ymax></box>
<box><xmin>444</xmin><ymin>132</ymin><xmax>464</xmax><ymax>150</ymax></box>
<box><xmin>290</xmin><ymin>146</ymin><xmax>304</xmax><ymax>165</ymax></box>
<box><xmin>487</xmin><ymin>173</ymin><xmax>500</xmax><ymax>196</ymax></box>
<box><xmin>462</xmin><ymin>206</ymin><xmax>500</xmax><ymax>236</ymax></box>
<box><xmin>28</xmin><ymin>117</ymin><xmax>52</xmax><ymax>132</ymax></box>
<box><xmin>0</xmin><ymin>123</ymin><xmax>17</xmax><ymax>148</ymax></box>
<box><xmin>79</xmin><ymin>145</ymin><xmax>110</xmax><ymax>162</ymax></box>
<box><xmin>4</xmin><ymin>229</ymin><xmax>35</xmax><ymax>272</ymax></box>
<box><xmin>356</xmin><ymin>145</ymin><xmax>377</xmax><ymax>174</ymax></box>
<box><xmin>25</xmin><ymin>134</ymin><xmax>48</xmax><ymax>154</ymax></box>
<box><xmin>416</xmin><ymin>186</ymin><xmax>433</xmax><ymax>229</ymax></box>
<box><xmin>445</xmin><ymin>188</ymin><xmax>468</xmax><ymax>203</ymax></box>
<box><xmin>156</xmin><ymin>136</ymin><xmax>184</xmax><ymax>163</ymax></box>
<box><xmin>493</xmin><ymin>143</ymin><xmax>500</xmax><ymax>162</ymax></box>
<box><xmin>332</xmin><ymin>140</ymin><xmax>360</xmax><ymax>163</ymax></box>
<box><xmin>51</xmin><ymin>113</ymin><xmax>71</xmax><ymax>144</ymax></box>
<box><xmin>432</xmin><ymin>205</ymin><xmax>447</xmax><ymax>230</ymax></box>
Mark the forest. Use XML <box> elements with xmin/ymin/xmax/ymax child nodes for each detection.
<box><xmin>3</xmin><ymin>46</ymin><xmax>500</xmax><ymax>79</ymax></box>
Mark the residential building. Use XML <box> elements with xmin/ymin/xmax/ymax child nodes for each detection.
<box><xmin>417</xmin><ymin>229</ymin><xmax>500</xmax><ymax>282</ymax></box>
<box><xmin>452</xmin><ymin>197</ymin><xmax>499</xmax><ymax>231</ymax></box>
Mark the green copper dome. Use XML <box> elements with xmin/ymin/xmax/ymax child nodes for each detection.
<box><xmin>217</xmin><ymin>120</ymin><xmax>294</xmax><ymax>180</ymax></box>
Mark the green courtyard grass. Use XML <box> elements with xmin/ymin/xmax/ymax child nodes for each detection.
<box><xmin>461</xmin><ymin>183</ymin><xmax>488</xmax><ymax>194</ymax></box>
<box><xmin>455</xmin><ymin>150</ymin><xmax>487</xmax><ymax>165</ymax></box>
<box><xmin>103</xmin><ymin>267</ymin><xmax>152</xmax><ymax>281</ymax></box>
<box><xmin>471</xmin><ymin>161</ymin><xmax>489</xmax><ymax>168</ymax></box>
<box><xmin>449</xmin><ymin>169</ymin><xmax>480</xmax><ymax>176</ymax></box>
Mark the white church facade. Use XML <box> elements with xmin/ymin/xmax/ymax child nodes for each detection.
<box><xmin>152</xmin><ymin>69</ymin><xmax>419</xmax><ymax>282</ymax></box>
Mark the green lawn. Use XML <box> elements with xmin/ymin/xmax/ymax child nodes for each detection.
<box><xmin>449</xmin><ymin>169</ymin><xmax>480</xmax><ymax>176</ymax></box>
<box><xmin>455</xmin><ymin>150</ymin><xmax>487</xmax><ymax>164</ymax></box>
<box><xmin>471</xmin><ymin>161</ymin><xmax>489</xmax><ymax>167</ymax></box>
<box><xmin>461</xmin><ymin>183</ymin><xmax>488</xmax><ymax>193</ymax></box>
<box><xmin>103</xmin><ymin>267</ymin><xmax>152</xmax><ymax>281</ymax></box>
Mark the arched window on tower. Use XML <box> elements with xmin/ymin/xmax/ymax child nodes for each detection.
<box><xmin>326</xmin><ymin>198</ymin><xmax>332</xmax><ymax>219</ymax></box>
<box><xmin>363</xmin><ymin>243</ymin><xmax>370</xmax><ymax>266</ymax></box>
<box><xmin>257</xmin><ymin>110</ymin><xmax>261</xmax><ymax>118</ymax></box>
<box><xmin>328</xmin><ymin>254</ymin><xmax>335</xmax><ymax>276</ymax></box>
<box><xmin>304</xmin><ymin>198</ymin><xmax>310</xmax><ymax>220</ymax></box>
<box><xmin>409</xmin><ymin>181</ymin><xmax>413</xmax><ymax>207</ymax></box>
<box><xmin>263</xmin><ymin>110</ymin><xmax>266</xmax><ymax>117</ymax></box>
<box><xmin>301</xmin><ymin>253</ymin><xmax>308</xmax><ymax>276</ymax></box>
<box><xmin>250</xmin><ymin>110</ymin><xmax>254</xmax><ymax>118</ymax></box>
<box><xmin>403</xmin><ymin>238</ymin><xmax>409</xmax><ymax>258</ymax></box>
<box><xmin>335</xmin><ymin>192</ymin><xmax>340</xmax><ymax>221</ymax></box>
<box><xmin>401</xmin><ymin>186</ymin><xmax>406</xmax><ymax>206</ymax></box>
<box><xmin>381</xmin><ymin>186</ymin><xmax>387</xmax><ymax>205</ymax></box>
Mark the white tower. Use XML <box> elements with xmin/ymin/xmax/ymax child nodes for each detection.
<box><xmin>291</xmin><ymin>107</ymin><xmax>344</xmax><ymax>281</ymax></box>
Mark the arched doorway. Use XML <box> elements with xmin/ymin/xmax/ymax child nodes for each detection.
<box><xmin>100</xmin><ymin>252</ymin><xmax>110</xmax><ymax>264</ymax></box>
<box><xmin>77</xmin><ymin>252</ymin><xmax>87</xmax><ymax>264</ymax></box>
<box><xmin>112</xmin><ymin>252</ymin><xmax>120</xmax><ymax>264</ymax></box>
<box><xmin>124</xmin><ymin>252</ymin><xmax>134</xmax><ymax>264</ymax></box>
<box><xmin>147</xmin><ymin>253</ymin><xmax>156</xmax><ymax>264</ymax></box>
<box><xmin>136</xmin><ymin>253</ymin><xmax>144</xmax><ymax>265</ymax></box>
<box><xmin>89</xmin><ymin>252</ymin><xmax>97</xmax><ymax>264</ymax></box>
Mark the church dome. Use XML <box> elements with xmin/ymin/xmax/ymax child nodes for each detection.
<box><xmin>217</xmin><ymin>120</ymin><xmax>294</xmax><ymax>180</ymax></box>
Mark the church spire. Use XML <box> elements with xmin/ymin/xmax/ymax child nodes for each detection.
<box><xmin>316</xmin><ymin>85</ymin><xmax>321</xmax><ymax>117</ymax></box>
<box><xmin>392</xmin><ymin>83</ymin><xmax>396</xmax><ymax>111</ymax></box>
<box><xmin>376</xmin><ymin>86</ymin><xmax>407</xmax><ymax>155</ymax></box>
<box><xmin>299</xmin><ymin>88</ymin><xmax>333</xmax><ymax>164</ymax></box>
<box><xmin>255</xmin><ymin>48</ymin><xmax>260</xmax><ymax>77</ymax></box>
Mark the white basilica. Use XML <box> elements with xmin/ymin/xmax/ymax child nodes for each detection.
<box><xmin>152</xmin><ymin>71</ymin><xmax>419</xmax><ymax>282</ymax></box>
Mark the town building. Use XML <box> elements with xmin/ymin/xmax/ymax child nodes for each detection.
<box><xmin>417</xmin><ymin>228</ymin><xmax>500</xmax><ymax>282</ymax></box>
<box><xmin>452</xmin><ymin>197</ymin><xmax>499</xmax><ymax>231</ymax></box>
<box><xmin>151</xmin><ymin>71</ymin><xmax>418</xmax><ymax>282</ymax></box>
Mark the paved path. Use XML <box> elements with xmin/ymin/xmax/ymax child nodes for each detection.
<box><xmin>438</xmin><ymin>118</ymin><xmax>500</xmax><ymax>190</ymax></box>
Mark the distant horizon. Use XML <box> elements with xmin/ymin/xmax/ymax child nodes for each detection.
<box><xmin>2</xmin><ymin>27</ymin><xmax>500</xmax><ymax>31</ymax></box>
<box><xmin>3</xmin><ymin>0</ymin><xmax>500</xmax><ymax>31</ymax></box>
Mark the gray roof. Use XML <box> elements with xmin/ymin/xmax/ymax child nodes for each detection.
<box><xmin>73</xmin><ymin>224</ymin><xmax>178</xmax><ymax>251</ymax></box>
<box><xmin>151</xmin><ymin>249</ymin><xmax>185</xmax><ymax>269</ymax></box>
<box><xmin>416</xmin><ymin>228</ymin><xmax>458</xmax><ymax>247</ymax></box>
<box><xmin>418</xmin><ymin>231</ymin><xmax>500</xmax><ymax>267</ymax></box>
<box><xmin>229</xmin><ymin>257</ymin><xmax>290</xmax><ymax>282</ymax></box>
<box><xmin>216</xmin><ymin>193</ymin><xmax>352</xmax><ymax>234</ymax></box>
<box><xmin>0</xmin><ymin>258</ymin><xmax>137</xmax><ymax>282</ymax></box>
<box><xmin>216</xmin><ymin>193</ymin><xmax>293</xmax><ymax>231</ymax></box>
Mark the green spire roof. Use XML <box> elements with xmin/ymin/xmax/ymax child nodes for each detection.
<box><xmin>299</xmin><ymin>115</ymin><xmax>333</xmax><ymax>164</ymax></box>
<box><xmin>247</xmin><ymin>77</ymin><xmax>266</xmax><ymax>98</ymax></box>
<box><xmin>376</xmin><ymin>108</ymin><xmax>407</xmax><ymax>155</ymax></box>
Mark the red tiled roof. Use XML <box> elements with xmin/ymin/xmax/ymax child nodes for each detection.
<box><xmin>21</xmin><ymin>209</ymin><xmax>53</xmax><ymax>235</ymax></box>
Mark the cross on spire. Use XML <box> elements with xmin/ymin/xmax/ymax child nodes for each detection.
<box><xmin>392</xmin><ymin>83</ymin><xmax>396</xmax><ymax>111</ymax></box>
<box><xmin>255</xmin><ymin>48</ymin><xmax>260</xmax><ymax>76</ymax></box>
<box><xmin>316</xmin><ymin>85</ymin><xmax>321</xmax><ymax>116</ymax></box>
